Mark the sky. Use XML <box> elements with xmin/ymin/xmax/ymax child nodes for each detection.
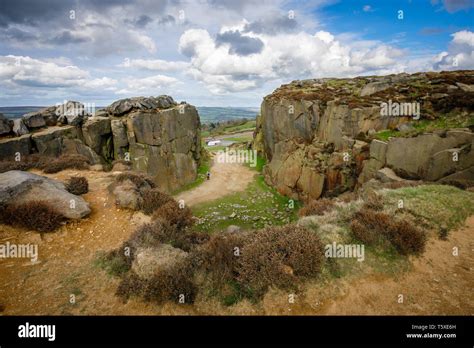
<box><xmin>0</xmin><ymin>0</ymin><xmax>473</xmax><ymax>107</ymax></box>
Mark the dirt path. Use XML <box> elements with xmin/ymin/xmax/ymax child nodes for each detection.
<box><xmin>175</xmin><ymin>158</ymin><xmax>255</xmax><ymax>206</ymax></box>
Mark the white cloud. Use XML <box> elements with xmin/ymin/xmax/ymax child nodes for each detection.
<box><xmin>118</xmin><ymin>58</ymin><xmax>189</xmax><ymax>71</ymax></box>
<box><xmin>363</xmin><ymin>5</ymin><xmax>373</xmax><ymax>12</ymax></box>
<box><xmin>178</xmin><ymin>26</ymin><xmax>407</xmax><ymax>94</ymax></box>
<box><xmin>433</xmin><ymin>30</ymin><xmax>474</xmax><ymax>70</ymax></box>
<box><xmin>0</xmin><ymin>55</ymin><xmax>118</xmax><ymax>94</ymax></box>
<box><xmin>116</xmin><ymin>74</ymin><xmax>181</xmax><ymax>95</ymax></box>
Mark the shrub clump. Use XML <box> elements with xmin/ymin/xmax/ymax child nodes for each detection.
<box><xmin>116</xmin><ymin>259</ymin><xmax>197</xmax><ymax>304</ymax></box>
<box><xmin>385</xmin><ymin>220</ymin><xmax>426</xmax><ymax>255</ymax></box>
<box><xmin>237</xmin><ymin>225</ymin><xmax>324</xmax><ymax>296</ymax></box>
<box><xmin>115</xmin><ymin>172</ymin><xmax>155</xmax><ymax>189</ymax></box>
<box><xmin>42</xmin><ymin>154</ymin><xmax>90</xmax><ymax>173</ymax></box>
<box><xmin>152</xmin><ymin>200</ymin><xmax>194</xmax><ymax>229</ymax></box>
<box><xmin>192</xmin><ymin>233</ymin><xmax>246</xmax><ymax>286</ymax></box>
<box><xmin>350</xmin><ymin>208</ymin><xmax>426</xmax><ymax>255</ymax></box>
<box><xmin>65</xmin><ymin>176</ymin><xmax>89</xmax><ymax>195</ymax></box>
<box><xmin>299</xmin><ymin>198</ymin><xmax>335</xmax><ymax>217</ymax></box>
<box><xmin>0</xmin><ymin>201</ymin><xmax>66</xmax><ymax>232</ymax></box>
<box><xmin>140</xmin><ymin>189</ymin><xmax>174</xmax><ymax>215</ymax></box>
<box><xmin>0</xmin><ymin>154</ymin><xmax>50</xmax><ymax>173</ymax></box>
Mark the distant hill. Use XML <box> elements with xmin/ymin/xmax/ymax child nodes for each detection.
<box><xmin>0</xmin><ymin>106</ymin><xmax>259</xmax><ymax>124</ymax></box>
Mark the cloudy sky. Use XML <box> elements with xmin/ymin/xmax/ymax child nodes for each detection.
<box><xmin>0</xmin><ymin>0</ymin><xmax>473</xmax><ymax>107</ymax></box>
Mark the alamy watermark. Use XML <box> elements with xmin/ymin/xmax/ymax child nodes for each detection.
<box><xmin>216</xmin><ymin>149</ymin><xmax>257</xmax><ymax>167</ymax></box>
<box><xmin>0</xmin><ymin>242</ymin><xmax>38</xmax><ymax>263</ymax></box>
<box><xmin>55</xmin><ymin>100</ymin><xmax>96</xmax><ymax>117</ymax></box>
<box><xmin>325</xmin><ymin>242</ymin><xmax>365</xmax><ymax>262</ymax></box>
<box><xmin>380</xmin><ymin>99</ymin><xmax>420</xmax><ymax>120</ymax></box>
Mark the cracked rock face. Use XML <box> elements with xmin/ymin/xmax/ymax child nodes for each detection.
<box><xmin>0</xmin><ymin>95</ymin><xmax>201</xmax><ymax>193</ymax></box>
<box><xmin>256</xmin><ymin>70</ymin><xmax>474</xmax><ymax>200</ymax></box>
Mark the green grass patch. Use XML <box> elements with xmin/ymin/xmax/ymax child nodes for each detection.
<box><xmin>193</xmin><ymin>174</ymin><xmax>301</xmax><ymax>233</ymax></box>
<box><xmin>382</xmin><ymin>184</ymin><xmax>474</xmax><ymax>232</ymax></box>
<box><xmin>374</xmin><ymin>113</ymin><xmax>473</xmax><ymax>141</ymax></box>
<box><xmin>93</xmin><ymin>251</ymin><xmax>130</xmax><ymax>277</ymax></box>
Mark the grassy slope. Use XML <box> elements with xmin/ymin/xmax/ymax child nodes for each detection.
<box><xmin>302</xmin><ymin>184</ymin><xmax>474</xmax><ymax>282</ymax></box>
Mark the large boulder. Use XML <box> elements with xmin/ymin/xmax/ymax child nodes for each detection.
<box><xmin>125</xmin><ymin>103</ymin><xmax>201</xmax><ymax>192</ymax></box>
<box><xmin>22</xmin><ymin>112</ymin><xmax>46</xmax><ymax>128</ymax></box>
<box><xmin>110</xmin><ymin>119</ymin><xmax>129</xmax><ymax>159</ymax></box>
<box><xmin>0</xmin><ymin>134</ymin><xmax>31</xmax><ymax>159</ymax></box>
<box><xmin>0</xmin><ymin>113</ymin><xmax>12</xmax><ymax>135</ymax></box>
<box><xmin>105</xmin><ymin>96</ymin><xmax>177</xmax><ymax>116</ymax></box>
<box><xmin>12</xmin><ymin>119</ymin><xmax>29</xmax><ymax>136</ymax></box>
<box><xmin>385</xmin><ymin>130</ymin><xmax>474</xmax><ymax>180</ymax></box>
<box><xmin>131</xmin><ymin>245</ymin><xmax>188</xmax><ymax>279</ymax></box>
<box><xmin>0</xmin><ymin>171</ymin><xmax>90</xmax><ymax>219</ymax></box>
<box><xmin>82</xmin><ymin>117</ymin><xmax>113</xmax><ymax>161</ymax></box>
<box><xmin>31</xmin><ymin>126</ymin><xmax>79</xmax><ymax>157</ymax></box>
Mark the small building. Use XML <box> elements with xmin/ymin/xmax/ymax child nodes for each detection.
<box><xmin>207</xmin><ymin>140</ymin><xmax>222</xmax><ymax>146</ymax></box>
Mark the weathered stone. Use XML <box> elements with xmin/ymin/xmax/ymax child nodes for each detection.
<box><xmin>386</xmin><ymin>132</ymin><xmax>473</xmax><ymax>179</ymax></box>
<box><xmin>31</xmin><ymin>126</ymin><xmax>79</xmax><ymax>157</ymax></box>
<box><xmin>110</xmin><ymin>179</ymin><xmax>142</xmax><ymax>210</ymax></box>
<box><xmin>258</xmin><ymin>70</ymin><xmax>473</xmax><ymax>199</ymax></box>
<box><xmin>0</xmin><ymin>170</ymin><xmax>90</xmax><ymax>219</ymax></box>
<box><xmin>132</xmin><ymin>245</ymin><xmax>188</xmax><ymax>279</ymax></box>
<box><xmin>375</xmin><ymin>167</ymin><xmax>406</xmax><ymax>183</ymax></box>
<box><xmin>22</xmin><ymin>112</ymin><xmax>46</xmax><ymax>128</ymax></box>
<box><xmin>62</xmin><ymin>138</ymin><xmax>103</xmax><ymax>164</ymax></box>
<box><xmin>0</xmin><ymin>134</ymin><xmax>31</xmax><ymax>159</ymax></box>
<box><xmin>12</xmin><ymin>119</ymin><xmax>29</xmax><ymax>136</ymax></box>
<box><xmin>82</xmin><ymin>117</ymin><xmax>113</xmax><ymax>160</ymax></box>
<box><xmin>296</xmin><ymin>166</ymin><xmax>325</xmax><ymax>200</ymax></box>
<box><xmin>106</xmin><ymin>96</ymin><xmax>177</xmax><ymax>116</ymax></box>
<box><xmin>360</xmin><ymin>81</ymin><xmax>390</xmax><ymax>97</ymax></box>
<box><xmin>0</xmin><ymin>113</ymin><xmax>12</xmax><ymax>135</ymax></box>
<box><xmin>126</xmin><ymin>104</ymin><xmax>201</xmax><ymax>192</ymax></box>
<box><xmin>370</xmin><ymin>139</ymin><xmax>388</xmax><ymax>164</ymax></box>
<box><xmin>358</xmin><ymin>158</ymin><xmax>384</xmax><ymax>184</ymax></box>
<box><xmin>111</xmin><ymin>119</ymin><xmax>128</xmax><ymax>158</ymax></box>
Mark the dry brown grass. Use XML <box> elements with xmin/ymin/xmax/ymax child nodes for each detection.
<box><xmin>350</xmin><ymin>208</ymin><xmax>426</xmax><ymax>255</ymax></box>
<box><xmin>0</xmin><ymin>201</ymin><xmax>66</xmax><ymax>232</ymax></box>
<box><xmin>65</xmin><ymin>176</ymin><xmax>89</xmax><ymax>195</ymax></box>
<box><xmin>0</xmin><ymin>154</ymin><xmax>50</xmax><ymax>173</ymax></box>
<box><xmin>42</xmin><ymin>154</ymin><xmax>90</xmax><ymax>173</ymax></box>
<box><xmin>140</xmin><ymin>189</ymin><xmax>174</xmax><ymax>215</ymax></box>
<box><xmin>152</xmin><ymin>200</ymin><xmax>194</xmax><ymax>229</ymax></box>
<box><xmin>115</xmin><ymin>172</ymin><xmax>156</xmax><ymax>189</ymax></box>
<box><xmin>115</xmin><ymin>258</ymin><xmax>197</xmax><ymax>304</ymax></box>
<box><xmin>237</xmin><ymin>225</ymin><xmax>324</xmax><ymax>296</ymax></box>
<box><xmin>298</xmin><ymin>198</ymin><xmax>335</xmax><ymax>217</ymax></box>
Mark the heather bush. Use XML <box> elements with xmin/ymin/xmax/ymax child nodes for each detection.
<box><xmin>298</xmin><ymin>198</ymin><xmax>335</xmax><ymax>217</ymax></box>
<box><xmin>65</xmin><ymin>176</ymin><xmax>89</xmax><ymax>195</ymax></box>
<box><xmin>192</xmin><ymin>233</ymin><xmax>246</xmax><ymax>285</ymax></box>
<box><xmin>350</xmin><ymin>208</ymin><xmax>426</xmax><ymax>255</ymax></box>
<box><xmin>0</xmin><ymin>201</ymin><xmax>66</xmax><ymax>232</ymax></box>
<box><xmin>152</xmin><ymin>200</ymin><xmax>194</xmax><ymax>229</ymax></box>
<box><xmin>115</xmin><ymin>172</ymin><xmax>155</xmax><ymax>189</ymax></box>
<box><xmin>140</xmin><ymin>189</ymin><xmax>174</xmax><ymax>215</ymax></box>
<box><xmin>115</xmin><ymin>259</ymin><xmax>197</xmax><ymax>304</ymax></box>
<box><xmin>362</xmin><ymin>194</ymin><xmax>384</xmax><ymax>211</ymax></box>
<box><xmin>385</xmin><ymin>220</ymin><xmax>426</xmax><ymax>255</ymax></box>
<box><xmin>0</xmin><ymin>154</ymin><xmax>49</xmax><ymax>173</ymax></box>
<box><xmin>237</xmin><ymin>225</ymin><xmax>324</xmax><ymax>296</ymax></box>
<box><xmin>42</xmin><ymin>154</ymin><xmax>90</xmax><ymax>173</ymax></box>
